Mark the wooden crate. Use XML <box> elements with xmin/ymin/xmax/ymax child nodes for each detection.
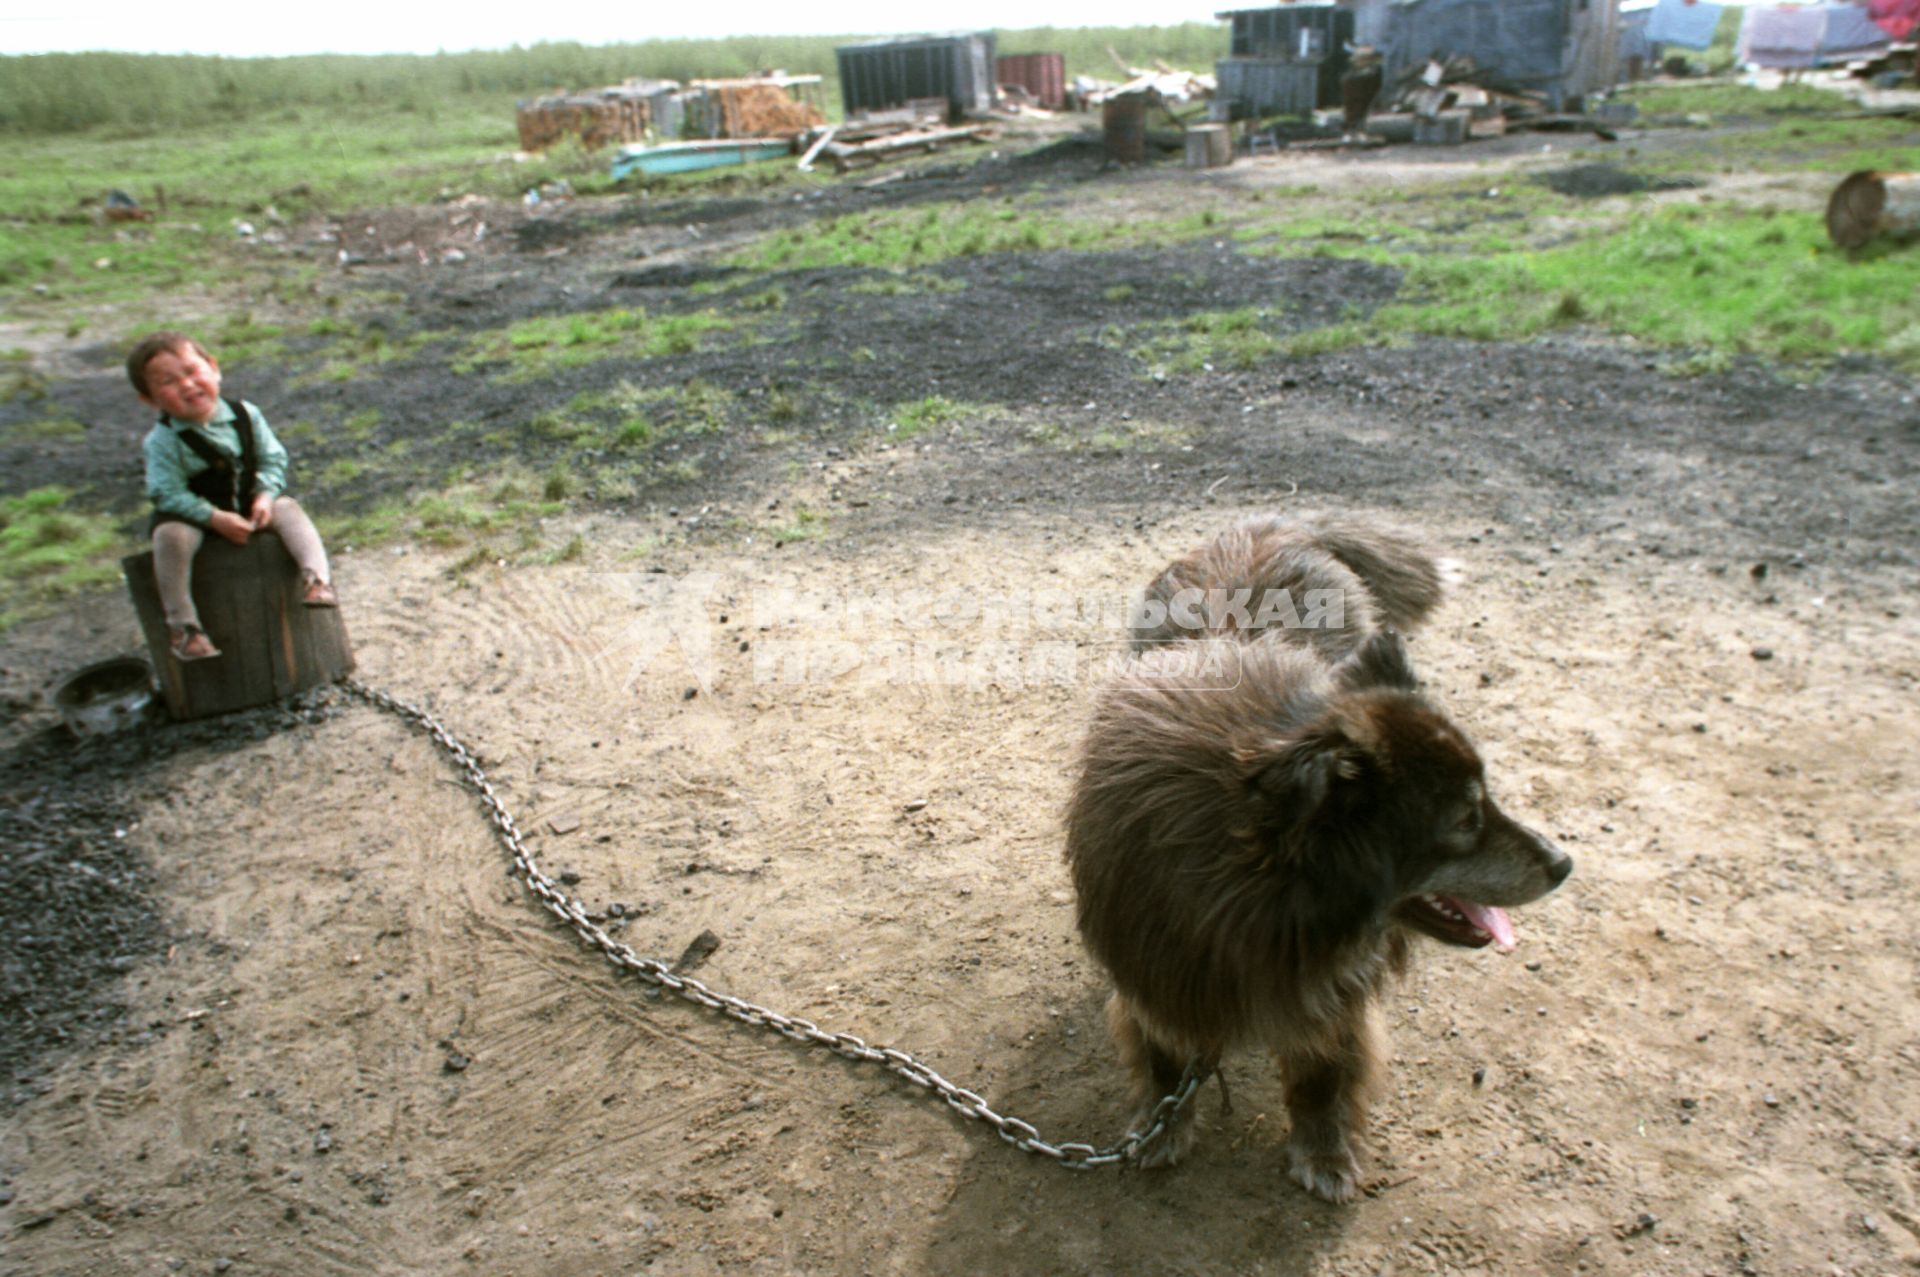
<box><xmin>124</xmin><ymin>535</ymin><xmax>353</xmax><ymax>721</ymax></box>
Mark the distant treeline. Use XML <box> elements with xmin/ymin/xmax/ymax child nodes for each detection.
<box><xmin>0</xmin><ymin>25</ymin><xmax>1227</xmax><ymax>134</ymax></box>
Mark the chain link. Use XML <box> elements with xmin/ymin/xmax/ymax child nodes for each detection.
<box><xmin>342</xmin><ymin>679</ymin><xmax>1198</xmax><ymax>1169</ymax></box>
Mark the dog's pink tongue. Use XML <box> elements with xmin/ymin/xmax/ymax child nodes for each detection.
<box><xmin>1452</xmin><ymin>899</ymin><xmax>1517</xmax><ymax>952</ymax></box>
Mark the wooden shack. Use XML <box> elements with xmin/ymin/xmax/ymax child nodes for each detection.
<box><xmin>1216</xmin><ymin>3</ymin><xmax>1359</xmax><ymax>116</ymax></box>
<box><xmin>1216</xmin><ymin>0</ymin><xmax>1621</xmax><ymax>116</ymax></box>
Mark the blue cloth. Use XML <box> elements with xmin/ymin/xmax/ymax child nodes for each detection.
<box><xmin>1819</xmin><ymin>2</ymin><xmax>1893</xmax><ymax>59</ymax></box>
<box><xmin>1645</xmin><ymin>0</ymin><xmax>1725</xmax><ymax>49</ymax></box>
<box><xmin>1739</xmin><ymin>4</ymin><xmax>1889</xmax><ymax>68</ymax></box>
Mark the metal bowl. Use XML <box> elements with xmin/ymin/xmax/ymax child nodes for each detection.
<box><xmin>53</xmin><ymin>657</ymin><xmax>156</xmax><ymax>738</ymax></box>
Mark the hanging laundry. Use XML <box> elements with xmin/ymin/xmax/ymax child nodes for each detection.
<box><xmin>1645</xmin><ymin>0</ymin><xmax>1726</xmax><ymax>49</ymax></box>
<box><xmin>1820</xmin><ymin>2</ymin><xmax>1897</xmax><ymax>58</ymax></box>
<box><xmin>1867</xmin><ymin>0</ymin><xmax>1920</xmax><ymax>39</ymax></box>
<box><xmin>1740</xmin><ymin>3</ymin><xmax>1891</xmax><ymax>67</ymax></box>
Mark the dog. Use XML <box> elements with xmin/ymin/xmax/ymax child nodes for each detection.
<box><xmin>1065</xmin><ymin>514</ymin><xmax>1571</xmax><ymax>1202</ymax></box>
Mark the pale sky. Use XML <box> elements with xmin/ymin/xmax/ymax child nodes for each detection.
<box><xmin>1</xmin><ymin>0</ymin><xmax>1229</xmax><ymax>57</ymax></box>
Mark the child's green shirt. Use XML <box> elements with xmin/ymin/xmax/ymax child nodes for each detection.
<box><xmin>142</xmin><ymin>398</ymin><xmax>291</xmax><ymax>524</ymax></box>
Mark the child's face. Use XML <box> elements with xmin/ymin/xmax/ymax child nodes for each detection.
<box><xmin>139</xmin><ymin>346</ymin><xmax>222</xmax><ymax>424</ymax></box>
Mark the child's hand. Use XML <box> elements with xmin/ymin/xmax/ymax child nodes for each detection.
<box><xmin>249</xmin><ymin>492</ymin><xmax>275</xmax><ymax>530</ymax></box>
<box><xmin>209</xmin><ymin>509</ymin><xmax>253</xmax><ymax>545</ymax></box>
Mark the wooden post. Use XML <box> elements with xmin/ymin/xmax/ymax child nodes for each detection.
<box><xmin>123</xmin><ymin>534</ymin><xmax>353</xmax><ymax>721</ymax></box>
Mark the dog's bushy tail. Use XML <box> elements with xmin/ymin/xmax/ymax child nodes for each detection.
<box><xmin>1294</xmin><ymin>514</ymin><xmax>1446</xmax><ymax>633</ymax></box>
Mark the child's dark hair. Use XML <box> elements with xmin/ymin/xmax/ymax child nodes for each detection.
<box><xmin>126</xmin><ymin>331</ymin><xmax>212</xmax><ymax>397</ymax></box>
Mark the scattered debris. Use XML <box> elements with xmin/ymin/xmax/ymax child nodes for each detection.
<box><xmin>102</xmin><ymin>189</ymin><xmax>152</xmax><ymax>224</ymax></box>
<box><xmin>671</xmin><ymin>929</ymin><xmax>722</xmax><ymax>975</ymax></box>
<box><xmin>805</xmin><ymin>116</ymin><xmax>992</xmax><ymax>173</ymax></box>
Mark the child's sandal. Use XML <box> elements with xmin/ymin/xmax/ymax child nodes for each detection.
<box><xmin>300</xmin><ymin>571</ymin><xmax>338</xmax><ymax>609</ymax></box>
<box><xmin>168</xmin><ymin>623</ymin><xmax>221</xmax><ymax>663</ymax></box>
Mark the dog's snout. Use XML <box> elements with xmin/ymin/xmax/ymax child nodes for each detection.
<box><xmin>1539</xmin><ymin>839</ymin><xmax>1573</xmax><ymax>888</ymax></box>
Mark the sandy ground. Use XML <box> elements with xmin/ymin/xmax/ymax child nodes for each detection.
<box><xmin>3</xmin><ymin>118</ymin><xmax>1919</xmax><ymax>1277</ymax></box>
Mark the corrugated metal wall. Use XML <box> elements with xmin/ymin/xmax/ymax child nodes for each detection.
<box><xmin>1217</xmin><ymin>59</ymin><xmax>1328</xmax><ymax>116</ymax></box>
<box><xmin>1224</xmin><ymin>3</ymin><xmax>1356</xmax><ymax>60</ymax></box>
<box><xmin>836</xmin><ymin>33</ymin><xmax>998</xmax><ymax>120</ymax></box>
<box><xmin>997</xmin><ymin>52</ymin><xmax>1066</xmax><ymax>109</ymax></box>
<box><xmin>1216</xmin><ymin>5</ymin><xmax>1355</xmax><ymax>115</ymax></box>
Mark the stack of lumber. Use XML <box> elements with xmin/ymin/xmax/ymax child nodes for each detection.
<box><xmin>697</xmin><ymin>81</ymin><xmax>826</xmax><ymax>137</ymax></box>
<box><xmin>517</xmin><ymin>85</ymin><xmax>664</xmax><ymax>152</ymax></box>
<box><xmin>801</xmin><ymin>114</ymin><xmax>992</xmax><ymax>172</ymax></box>
<box><xmin>687</xmin><ymin>75</ymin><xmax>825</xmax><ymax>138</ymax></box>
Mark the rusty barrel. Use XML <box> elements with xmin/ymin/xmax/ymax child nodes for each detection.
<box><xmin>1103</xmin><ymin>92</ymin><xmax>1147</xmax><ymax>164</ymax></box>
<box><xmin>1826</xmin><ymin>170</ymin><xmax>1920</xmax><ymax>249</ymax></box>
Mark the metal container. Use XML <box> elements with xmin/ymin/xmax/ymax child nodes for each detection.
<box><xmin>1827</xmin><ymin>170</ymin><xmax>1920</xmax><ymax>249</ymax></box>
<box><xmin>837</xmin><ymin>32</ymin><xmax>997</xmax><ymax>121</ymax></box>
<box><xmin>53</xmin><ymin>657</ymin><xmax>155</xmax><ymax>738</ymax></box>
<box><xmin>1103</xmin><ymin>93</ymin><xmax>1148</xmax><ymax>163</ymax></box>
<box><xmin>997</xmin><ymin>52</ymin><xmax>1066</xmax><ymax>109</ymax></box>
<box><xmin>1185</xmin><ymin>124</ymin><xmax>1233</xmax><ymax>169</ymax></box>
<box><xmin>1217</xmin><ymin>58</ymin><xmax>1331</xmax><ymax>118</ymax></box>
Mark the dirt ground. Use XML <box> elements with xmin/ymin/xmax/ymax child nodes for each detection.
<box><xmin>2</xmin><ymin>117</ymin><xmax>1919</xmax><ymax>1276</ymax></box>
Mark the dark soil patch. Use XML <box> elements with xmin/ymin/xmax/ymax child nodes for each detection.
<box><xmin>1536</xmin><ymin>163</ymin><xmax>1702</xmax><ymax>198</ymax></box>
<box><xmin>0</xmin><ymin>691</ymin><xmax>353</xmax><ymax>1106</ymax></box>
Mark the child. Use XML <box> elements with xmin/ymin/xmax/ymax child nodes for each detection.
<box><xmin>130</xmin><ymin>331</ymin><xmax>338</xmax><ymax>662</ymax></box>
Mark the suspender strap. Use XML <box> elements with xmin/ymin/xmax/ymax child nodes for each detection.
<box><xmin>170</xmin><ymin>399</ymin><xmax>261</xmax><ymax>513</ymax></box>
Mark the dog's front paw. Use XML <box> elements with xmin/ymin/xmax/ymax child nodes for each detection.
<box><xmin>1129</xmin><ymin>1108</ymin><xmax>1197</xmax><ymax>1169</ymax></box>
<box><xmin>1286</xmin><ymin>1140</ymin><xmax>1360</xmax><ymax>1203</ymax></box>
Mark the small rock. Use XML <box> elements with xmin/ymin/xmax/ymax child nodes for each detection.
<box><xmin>903</xmin><ymin>799</ymin><xmax>928</xmax><ymax>813</ymax></box>
<box><xmin>443</xmin><ymin>1053</ymin><xmax>470</xmax><ymax>1074</ymax></box>
<box><xmin>313</xmin><ymin>1129</ymin><xmax>332</xmax><ymax>1154</ymax></box>
<box><xmin>1751</xmin><ymin>647</ymin><xmax>1774</xmax><ymax>661</ymax></box>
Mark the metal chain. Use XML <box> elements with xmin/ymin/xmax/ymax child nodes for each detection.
<box><xmin>341</xmin><ymin>678</ymin><xmax>1199</xmax><ymax>1169</ymax></box>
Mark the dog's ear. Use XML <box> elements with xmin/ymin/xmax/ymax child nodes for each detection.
<box><xmin>1335</xmin><ymin>630</ymin><xmax>1418</xmax><ymax>692</ymax></box>
<box><xmin>1244</xmin><ymin>726</ymin><xmax>1371</xmax><ymax>836</ymax></box>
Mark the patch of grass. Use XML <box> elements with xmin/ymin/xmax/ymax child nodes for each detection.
<box><xmin>0</xmin><ymin>350</ymin><xmax>49</xmax><ymax>402</ymax></box>
<box><xmin>320</xmin><ymin>458</ymin><xmax>365</xmax><ymax>485</ymax></box>
<box><xmin>1235</xmin><ymin>202</ymin><xmax>1920</xmax><ymax>372</ymax></box>
<box><xmin>613</xmin><ymin>416</ymin><xmax>657</xmax><ymax>448</ymax></box>
<box><xmin>1613</xmin><ymin>81</ymin><xmax>1855</xmax><ymax>121</ymax></box>
<box><xmin>1377</xmin><ymin>206</ymin><xmax>1920</xmax><ymax>363</ymax></box>
<box><xmin>770</xmin><ymin>504</ymin><xmax>828</xmax><ymax>542</ymax></box>
<box><xmin>0</xmin><ymin>98</ymin><xmax>525</xmax><ymax>304</ymax></box>
<box><xmin>2</xmin><ymin>416</ymin><xmax>89</xmax><ymax>441</ymax></box>
<box><xmin>0</xmin><ymin>486</ymin><xmax>127</xmax><ymax>628</ymax></box>
<box><xmin>317</xmin><ymin>464</ymin><xmax>567</xmax><ymax>555</ymax></box>
<box><xmin>731</xmin><ymin>203</ymin><xmax>1229</xmax><ymax>273</ymax></box>
<box><xmin>1121</xmin><ymin>307</ymin><xmax>1288</xmax><ymax>374</ymax></box>
<box><xmin>454</xmin><ymin>306</ymin><xmax>740</xmax><ymax>379</ymax></box>
<box><xmin>886</xmin><ymin>395</ymin><xmax>976</xmax><ymax>440</ymax></box>
<box><xmin>846</xmin><ymin>270</ymin><xmax>969</xmax><ymax>296</ymax></box>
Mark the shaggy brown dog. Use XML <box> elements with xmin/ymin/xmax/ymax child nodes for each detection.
<box><xmin>1066</xmin><ymin>516</ymin><xmax>1571</xmax><ymax>1202</ymax></box>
